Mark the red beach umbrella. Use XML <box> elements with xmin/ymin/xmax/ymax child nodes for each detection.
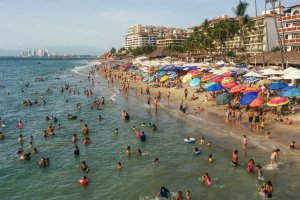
<box><xmin>229</xmin><ymin>85</ymin><xmax>246</xmax><ymax>93</ymax></box>
<box><xmin>211</xmin><ymin>75</ymin><xmax>223</xmax><ymax>83</ymax></box>
<box><xmin>221</xmin><ymin>77</ymin><xmax>236</xmax><ymax>88</ymax></box>
<box><xmin>202</xmin><ymin>74</ymin><xmax>215</xmax><ymax>82</ymax></box>
<box><xmin>249</xmin><ymin>98</ymin><xmax>264</xmax><ymax>107</ymax></box>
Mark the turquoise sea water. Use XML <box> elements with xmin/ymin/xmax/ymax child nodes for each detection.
<box><xmin>0</xmin><ymin>58</ymin><xmax>299</xmax><ymax>200</ymax></box>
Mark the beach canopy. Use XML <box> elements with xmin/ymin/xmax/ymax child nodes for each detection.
<box><xmin>243</xmin><ymin>87</ymin><xmax>262</xmax><ymax>94</ymax></box>
<box><xmin>262</xmin><ymin>69</ymin><xmax>285</xmax><ymax>76</ymax></box>
<box><xmin>216</xmin><ymin>93</ymin><xmax>234</xmax><ymax>105</ymax></box>
<box><xmin>229</xmin><ymin>85</ymin><xmax>246</xmax><ymax>93</ymax></box>
<box><xmin>281</xmin><ymin>70</ymin><xmax>300</xmax><ymax>80</ymax></box>
<box><xmin>240</xmin><ymin>92</ymin><xmax>258</xmax><ymax>105</ymax></box>
<box><xmin>211</xmin><ymin>75</ymin><xmax>223</xmax><ymax>83</ymax></box>
<box><xmin>243</xmin><ymin>71</ymin><xmax>264</xmax><ymax>78</ymax></box>
<box><xmin>244</xmin><ymin>77</ymin><xmax>258</xmax><ymax>83</ymax></box>
<box><xmin>206</xmin><ymin>83</ymin><xmax>224</xmax><ymax>91</ymax></box>
<box><xmin>268</xmin><ymin>82</ymin><xmax>288</xmax><ymax>90</ymax></box>
<box><xmin>249</xmin><ymin>98</ymin><xmax>264</xmax><ymax>107</ymax></box>
<box><xmin>267</xmin><ymin>97</ymin><xmax>289</xmax><ymax>107</ymax></box>
<box><xmin>221</xmin><ymin>77</ymin><xmax>236</xmax><ymax>88</ymax></box>
<box><xmin>279</xmin><ymin>87</ymin><xmax>300</xmax><ymax>97</ymax></box>
<box><xmin>267</xmin><ymin>76</ymin><xmax>283</xmax><ymax>80</ymax></box>
<box><xmin>189</xmin><ymin>78</ymin><xmax>201</xmax><ymax>87</ymax></box>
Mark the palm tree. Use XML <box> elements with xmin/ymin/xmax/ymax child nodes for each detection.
<box><xmin>266</xmin><ymin>0</ymin><xmax>285</xmax><ymax>68</ymax></box>
<box><xmin>254</xmin><ymin>0</ymin><xmax>266</xmax><ymax>67</ymax></box>
<box><xmin>233</xmin><ymin>0</ymin><xmax>251</xmax><ymax>61</ymax></box>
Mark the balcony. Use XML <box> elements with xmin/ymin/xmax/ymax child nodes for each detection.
<box><xmin>277</xmin><ymin>38</ymin><xmax>300</xmax><ymax>44</ymax></box>
<box><xmin>278</xmin><ymin>14</ymin><xmax>300</xmax><ymax>22</ymax></box>
<box><xmin>278</xmin><ymin>26</ymin><xmax>300</xmax><ymax>33</ymax></box>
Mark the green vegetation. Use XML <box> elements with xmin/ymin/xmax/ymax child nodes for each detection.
<box><xmin>110</xmin><ymin>47</ymin><xmax>116</xmax><ymax>54</ymax></box>
<box><xmin>128</xmin><ymin>46</ymin><xmax>156</xmax><ymax>56</ymax></box>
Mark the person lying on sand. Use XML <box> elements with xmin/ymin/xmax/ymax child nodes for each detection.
<box><xmin>283</xmin><ymin>117</ymin><xmax>292</xmax><ymax>125</ymax></box>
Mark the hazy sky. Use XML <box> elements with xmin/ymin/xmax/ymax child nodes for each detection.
<box><xmin>0</xmin><ymin>0</ymin><xmax>299</xmax><ymax>55</ymax></box>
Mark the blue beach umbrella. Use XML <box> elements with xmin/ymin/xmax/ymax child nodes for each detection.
<box><xmin>203</xmin><ymin>82</ymin><xmax>215</xmax><ymax>89</ymax></box>
<box><xmin>207</xmin><ymin>83</ymin><xmax>224</xmax><ymax>92</ymax></box>
<box><xmin>235</xmin><ymin>69</ymin><xmax>247</xmax><ymax>76</ymax></box>
<box><xmin>240</xmin><ymin>92</ymin><xmax>258</xmax><ymax>105</ymax></box>
<box><xmin>143</xmin><ymin>76</ymin><xmax>150</xmax><ymax>82</ymax></box>
<box><xmin>268</xmin><ymin>82</ymin><xmax>288</xmax><ymax>90</ymax></box>
<box><xmin>147</xmin><ymin>76</ymin><xmax>155</xmax><ymax>83</ymax></box>
<box><xmin>169</xmin><ymin>73</ymin><xmax>178</xmax><ymax>79</ymax></box>
<box><xmin>280</xmin><ymin>87</ymin><xmax>300</xmax><ymax>97</ymax></box>
<box><xmin>244</xmin><ymin>77</ymin><xmax>258</xmax><ymax>84</ymax></box>
<box><xmin>158</xmin><ymin>70</ymin><xmax>167</xmax><ymax>77</ymax></box>
<box><xmin>189</xmin><ymin>78</ymin><xmax>201</xmax><ymax>87</ymax></box>
<box><xmin>281</xmin><ymin>86</ymin><xmax>296</xmax><ymax>92</ymax></box>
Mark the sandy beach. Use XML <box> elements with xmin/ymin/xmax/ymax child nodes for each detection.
<box><xmin>98</xmin><ymin>59</ymin><xmax>300</xmax><ymax>157</ymax></box>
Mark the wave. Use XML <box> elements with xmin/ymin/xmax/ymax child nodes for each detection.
<box><xmin>71</xmin><ymin>61</ymin><xmax>101</xmax><ymax>76</ymax></box>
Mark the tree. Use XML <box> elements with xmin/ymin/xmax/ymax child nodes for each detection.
<box><xmin>255</xmin><ymin>0</ymin><xmax>266</xmax><ymax>67</ymax></box>
<box><xmin>266</xmin><ymin>0</ymin><xmax>285</xmax><ymax>68</ymax></box>
<box><xmin>118</xmin><ymin>47</ymin><xmax>126</xmax><ymax>53</ymax></box>
<box><xmin>110</xmin><ymin>47</ymin><xmax>116</xmax><ymax>54</ymax></box>
<box><xmin>233</xmin><ymin>0</ymin><xmax>252</xmax><ymax>61</ymax></box>
<box><xmin>271</xmin><ymin>45</ymin><xmax>280</xmax><ymax>52</ymax></box>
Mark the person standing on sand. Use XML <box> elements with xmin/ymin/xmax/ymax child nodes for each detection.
<box><xmin>247</xmin><ymin>109</ymin><xmax>254</xmax><ymax>128</ymax></box>
<box><xmin>184</xmin><ymin>88</ymin><xmax>188</xmax><ymax>100</ymax></box>
<box><xmin>167</xmin><ymin>91</ymin><xmax>170</xmax><ymax>103</ymax></box>
<box><xmin>146</xmin><ymin>86</ymin><xmax>150</xmax><ymax>96</ymax></box>
<box><xmin>154</xmin><ymin>97</ymin><xmax>158</xmax><ymax>110</ymax></box>
<box><xmin>179</xmin><ymin>99</ymin><xmax>183</xmax><ymax>111</ymax></box>
<box><xmin>204</xmin><ymin>95</ymin><xmax>208</xmax><ymax>108</ymax></box>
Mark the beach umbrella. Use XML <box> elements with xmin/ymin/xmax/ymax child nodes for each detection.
<box><xmin>281</xmin><ymin>70</ymin><xmax>300</xmax><ymax>79</ymax></box>
<box><xmin>244</xmin><ymin>77</ymin><xmax>258</xmax><ymax>83</ymax></box>
<box><xmin>211</xmin><ymin>75</ymin><xmax>223</xmax><ymax>83</ymax></box>
<box><xmin>243</xmin><ymin>87</ymin><xmax>262</xmax><ymax>94</ymax></box>
<box><xmin>143</xmin><ymin>76</ymin><xmax>151</xmax><ymax>82</ymax></box>
<box><xmin>147</xmin><ymin>76</ymin><xmax>155</xmax><ymax>83</ymax></box>
<box><xmin>187</xmin><ymin>69</ymin><xmax>202</xmax><ymax>75</ymax></box>
<box><xmin>240</xmin><ymin>92</ymin><xmax>258</xmax><ymax>105</ymax></box>
<box><xmin>169</xmin><ymin>73</ymin><xmax>178</xmax><ymax>79</ymax></box>
<box><xmin>235</xmin><ymin>69</ymin><xmax>247</xmax><ymax>76</ymax></box>
<box><xmin>189</xmin><ymin>78</ymin><xmax>201</xmax><ymax>87</ymax></box>
<box><xmin>223</xmin><ymin>72</ymin><xmax>236</xmax><ymax>77</ymax></box>
<box><xmin>158</xmin><ymin>70</ymin><xmax>167</xmax><ymax>77</ymax></box>
<box><xmin>257</xmin><ymin>79</ymin><xmax>271</xmax><ymax>85</ymax></box>
<box><xmin>203</xmin><ymin>82</ymin><xmax>216</xmax><ymax>89</ymax></box>
<box><xmin>201</xmin><ymin>74</ymin><xmax>215</xmax><ymax>82</ymax></box>
<box><xmin>267</xmin><ymin>76</ymin><xmax>283</xmax><ymax>80</ymax></box>
<box><xmin>160</xmin><ymin>75</ymin><xmax>169</xmax><ymax>83</ymax></box>
<box><xmin>229</xmin><ymin>85</ymin><xmax>246</xmax><ymax>93</ymax></box>
<box><xmin>249</xmin><ymin>98</ymin><xmax>264</xmax><ymax>107</ymax></box>
<box><xmin>216</xmin><ymin>93</ymin><xmax>234</xmax><ymax>105</ymax></box>
<box><xmin>279</xmin><ymin>87</ymin><xmax>300</xmax><ymax>97</ymax></box>
<box><xmin>243</xmin><ymin>71</ymin><xmax>264</xmax><ymax>78</ymax></box>
<box><xmin>206</xmin><ymin>83</ymin><xmax>224</xmax><ymax>92</ymax></box>
<box><xmin>221</xmin><ymin>77</ymin><xmax>236</xmax><ymax>88</ymax></box>
<box><xmin>267</xmin><ymin>97</ymin><xmax>289</xmax><ymax>107</ymax></box>
<box><xmin>182</xmin><ymin>74</ymin><xmax>192</xmax><ymax>83</ymax></box>
<box><xmin>268</xmin><ymin>82</ymin><xmax>288</xmax><ymax>90</ymax></box>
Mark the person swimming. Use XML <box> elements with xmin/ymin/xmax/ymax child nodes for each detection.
<box><xmin>39</xmin><ymin>157</ymin><xmax>50</xmax><ymax>168</ymax></box>
<box><xmin>74</xmin><ymin>145</ymin><xmax>80</xmax><ymax>155</ymax></box>
<box><xmin>137</xmin><ymin>149</ymin><xmax>141</xmax><ymax>156</ymax></box>
<box><xmin>194</xmin><ymin>147</ymin><xmax>201</xmax><ymax>154</ymax></box>
<box><xmin>153</xmin><ymin>158</ymin><xmax>159</xmax><ymax>165</ymax></box>
<box><xmin>79</xmin><ymin>176</ymin><xmax>89</xmax><ymax>186</ymax></box>
<box><xmin>126</xmin><ymin>146</ymin><xmax>131</xmax><ymax>157</ymax></box>
<box><xmin>248</xmin><ymin>159</ymin><xmax>254</xmax><ymax>173</ymax></box>
<box><xmin>208</xmin><ymin>154</ymin><xmax>214</xmax><ymax>163</ymax></box>
<box><xmin>157</xmin><ymin>186</ymin><xmax>170</xmax><ymax>199</ymax></box>
<box><xmin>115</xmin><ymin>128</ymin><xmax>118</xmax><ymax>134</ymax></box>
<box><xmin>140</xmin><ymin>132</ymin><xmax>146</xmax><ymax>142</ymax></box>
<box><xmin>201</xmin><ymin>172</ymin><xmax>212</xmax><ymax>186</ymax></box>
<box><xmin>118</xmin><ymin>162</ymin><xmax>122</xmax><ymax>170</ymax></box>
<box><xmin>231</xmin><ymin>149</ymin><xmax>239</xmax><ymax>166</ymax></box>
<box><xmin>80</xmin><ymin>161</ymin><xmax>90</xmax><ymax>172</ymax></box>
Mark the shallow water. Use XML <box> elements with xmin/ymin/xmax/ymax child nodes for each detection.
<box><xmin>0</xmin><ymin>58</ymin><xmax>299</xmax><ymax>200</ymax></box>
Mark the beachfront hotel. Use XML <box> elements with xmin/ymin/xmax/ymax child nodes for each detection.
<box><xmin>124</xmin><ymin>24</ymin><xmax>188</xmax><ymax>49</ymax></box>
<box><xmin>277</xmin><ymin>5</ymin><xmax>300</xmax><ymax>52</ymax></box>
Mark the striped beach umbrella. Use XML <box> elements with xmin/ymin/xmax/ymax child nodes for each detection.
<box><xmin>243</xmin><ymin>87</ymin><xmax>262</xmax><ymax>94</ymax></box>
<box><xmin>203</xmin><ymin>82</ymin><xmax>216</xmax><ymax>89</ymax></box>
<box><xmin>201</xmin><ymin>74</ymin><xmax>215</xmax><ymax>82</ymax></box>
<box><xmin>187</xmin><ymin>69</ymin><xmax>202</xmax><ymax>75</ymax></box>
<box><xmin>240</xmin><ymin>92</ymin><xmax>258</xmax><ymax>105</ymax></box>
<box><xmin>221</xmin><ymin>77</ymin><xmax>236</xmax><ymax>88</ymax></box>
<box><xmin>267</xmin><ymin>97</ymin><xmax>289</xmax><ymax>107</ymax></box>
<box><xmin>160</xmin><ymin>75</ymin><xmax>169</xmax><ymax>83</ymax></box>
<box><xmin>182</xmin><ymin>74</ymin><xmax>192</xmax><ymax>83</ymax></box>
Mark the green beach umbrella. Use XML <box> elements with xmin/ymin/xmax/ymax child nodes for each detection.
<box><xmin>216</xmin><ymin>93</ymin><xmax>234</xmax><ymax>105</ymax></box>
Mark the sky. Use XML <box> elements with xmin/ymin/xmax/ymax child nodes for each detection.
<box><xmin>0</xmin><ymin>0</ymin><xmax>299</xmax><ymax>56</ymax></box>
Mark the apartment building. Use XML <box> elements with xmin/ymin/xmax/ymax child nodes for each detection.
<box><xmin>125</xmin><ymin>24</ymin><xmax>187</xmax><ymax>49</ymax></box>
<box><xmin>278</xmin><ymin>5</ymin><xmax>300</xmax><ymax>52</ymax></box>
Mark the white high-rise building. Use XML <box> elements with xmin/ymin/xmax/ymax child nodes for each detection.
<box><xmin>125</xmin><ymin>24</ymin><xmax>188</xmax><ymax>49</ymax></box>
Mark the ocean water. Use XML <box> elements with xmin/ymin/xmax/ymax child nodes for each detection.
<box><xmin>0</xmin><ymin>58</ymin><xmax>299</xmax><ymax>200</ymax></box>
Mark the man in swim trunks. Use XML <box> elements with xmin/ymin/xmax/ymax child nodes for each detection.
<box><xmin>231</xmin><ymin>149</ymin><xmax>239</xmax><ymax>166</ymax></box>
<box><xmin>82</xmin><ymin>124</ymin><xmax>89</xmax><ymax>134</ymax></box>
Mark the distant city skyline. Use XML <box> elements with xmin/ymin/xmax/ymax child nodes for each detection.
<box><xmin>0</xmin><ymin>0</ymin><xmax>299</xmax><ymax>56</ymax></box>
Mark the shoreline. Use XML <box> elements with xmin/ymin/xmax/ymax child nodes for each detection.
<box><xmin>94</xmin><ymin>59</ymin><xmax>300</xmax><ymax>159</ymax></box>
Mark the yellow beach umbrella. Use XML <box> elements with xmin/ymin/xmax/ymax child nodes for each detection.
<box><xmin>182</xmin><ymin>74</ymin><xmax>192</xmax><ymax>83</ymax></box>
<box><xmin>160</xmin><ymin>75</ymin><xmax>169</xmax><ymax>82</ymax></box>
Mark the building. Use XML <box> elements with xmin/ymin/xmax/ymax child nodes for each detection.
<box><xmin>216</xmin><ymin>14</ymin><xmax>277</xmax><ymax>54</ymax></box>
<box><xmin>125</xmin><ymin>24</ymin><xmax>187</xmax><ymax>49</ymax></box>
<box><xmin>277</xmin><ymin>5</ymin><xmax>300</xmax><ymax>52</ymax></box>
